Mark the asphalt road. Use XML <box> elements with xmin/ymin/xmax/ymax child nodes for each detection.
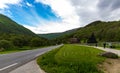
<box><xmin>0</xmin><ymin>45</ymin><xmax>63</xmax><ymax>73</ymax></box>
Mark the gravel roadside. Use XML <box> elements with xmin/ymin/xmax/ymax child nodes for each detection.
<box><xmin>95</xmin><ymin>47</ymin><xmax>120</xmax><ymax>56</ymax></box>
<box><xmin>9</xmin><ymin>60</ymin><xmax>45</xmax><ymax>73</ymax></box>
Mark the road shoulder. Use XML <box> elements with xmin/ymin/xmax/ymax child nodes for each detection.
<box><xmin>95</xmin><ymin>47</ymin><xmax>120</xmax><ymax>56</ymax></box>
<box><xmin>9</xmin><ymin>60</ymin><xmax>45</xmax><ymax>73</ymax></box>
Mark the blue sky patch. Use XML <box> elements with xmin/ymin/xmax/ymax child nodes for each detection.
<box><xmin>1</xmin><ymin>0</ymin><xmax>59</xmax><ymax>26</ymax></box>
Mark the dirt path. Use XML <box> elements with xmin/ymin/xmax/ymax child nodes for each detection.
<box><xmin>99</xmin><ymin>59</ymin><xmax>120</xmax><ymax>73</ymax></box>
<box><xmin>95</xmin><ymin>47</ymin><xmax>120</xmax><ymax>73</ymax></box>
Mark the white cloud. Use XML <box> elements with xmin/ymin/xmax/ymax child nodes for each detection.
<box><xmin>29</xmin><ymin>0</ymin><xmax>81</xmax><ymax>33</ymax></box>
<box><xmin>24</xmin><ymin>20</ymin><xmax>80</xmax><ymax>34</ymax></box>
<box><xmin>32</xmin><ymin>0</ymin><xmax>120</xmax><ymax>34</ymax></box>
<box><xmin>1</xmin><ymin>0</ymin><xmax>120</xmax><ymax>34</ymax></box>
<box><xmin>0</xmin><ymin>0</ymin><xmax>22</xmax><ymax>9</ymax></box>
<box><xmin>26</xmin><ymin>2</ymin><xmax>33</xmax><ymax>7</ymax></box>
<box><xmin>29</xmin><ymin>0</ymin><xmax>100</xmax><ymax>34</ymax></box>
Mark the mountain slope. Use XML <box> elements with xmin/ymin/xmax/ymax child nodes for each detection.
<box><xmin>55</xmin><ymin>20</ymin><xmax>120</xmax><ymax>43</ymax></box>
<box><xmin>39</xmin><ymin>33</ymin><xmax>63</xmax><ymax>39</ymax></box>
<box><xmin>73</xmin><ymin>21</ymin><xmax>120</xmax><ymax>42</ymax></box>
<box><xmin>38</xmin><ymin>28</ymin><xmax>77</xmax><ymax>39</ymax></box>
<box><xmin>0</xmin><ymin>14</ymin><xmax>36</xmax><ymax>36</ymax></box>
<box><xmin>0</xmin><ymin>14</ymin><xmax>51</xmax><ymax>49</ymax></box>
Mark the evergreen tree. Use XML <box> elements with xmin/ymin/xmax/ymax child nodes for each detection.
<box><xmin>87</xmin><ymin>33</ymin><xmax>97</xmax><ymax>43</ymax></box>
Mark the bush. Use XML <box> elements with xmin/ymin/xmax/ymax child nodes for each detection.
<box><xmin>0</xmin><ymin>40</ymin><xmax>13</xmax><ymax>50</ymax></box>
<box><xmin>30</xmin><ymin>38</ymin><xmax>44</xmax><ymax>47</ymax></box>
<box><xmin>11</xmin><ymin>36</ymin><xmax>27</xmax><ymax>47</ymax></box>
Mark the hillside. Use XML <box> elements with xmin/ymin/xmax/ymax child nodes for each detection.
<box><xmin>73</xmin><ymin>21</ymin><xmax>120</xmax><ymax>42</ymax></box>
<box><xmin>0</xmin><ymin>14</ymin><xmax>51</xmax><ymax>50</ymax></box>
<box><xmin>0</xmin><ymin>14</ymin><xmax>36</xmax><ymax>36</ymax></box>
<box><xmin>39</xmin><ymin>33</ymin><xmax>62</xmax><ymax>39</ymax></box>
<box><xmin>55</xmin><ymin>20</ymin><xmax>120</xmax><ymax>43</ymax></box>
<box><xmin>38</xmin><ymin>28</ymin><xmax>77</xmax><ymax>39</ymax></box>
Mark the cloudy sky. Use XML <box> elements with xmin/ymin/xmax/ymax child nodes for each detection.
<box><xmin>0</xmin><ymin>0</ymin><xmax>120</xmax><ymax>34</ymax></box>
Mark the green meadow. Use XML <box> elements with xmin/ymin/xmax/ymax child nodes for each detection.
<box><xmin>37</xmin><ymin>44</ymin><xmax>105</xmax><ymax>73</ymax></box>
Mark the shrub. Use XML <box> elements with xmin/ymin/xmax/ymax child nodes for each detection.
<box><xmin>0</xmin><ymin>40</ymin><xmax>13</xmax><ymax>50</ymax></box>
<box><xmin>30</xmin><ymin>38</ymin><xmax>43</xmax><ymax>47</ymax></box>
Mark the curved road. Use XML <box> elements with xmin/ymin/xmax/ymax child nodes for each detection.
<box><xmin>0</xmin><ymin>45</ymin><xmax>63</xmax><ymax>73</ymax></box>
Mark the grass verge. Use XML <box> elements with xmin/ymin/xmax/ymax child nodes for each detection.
<box><xmin>0</xmin><ymin>50</ymin><xmax>23</xmax><ymax>54</ymax></box>
<box><xmin>0</xmin><ymin>46</ymin><xmax>48</xmax><ymax>54</ymax></box>
<box><xmin>0</xmin><ymin>47</ymin><xmax>34</xmax><ymax>54</ymax></box>
<box><xmin>37</xmin><ymin>44</ymin><xmax>105</xmax><ymax>73</ymax></box>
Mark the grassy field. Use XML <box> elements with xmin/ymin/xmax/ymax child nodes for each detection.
<box><xmin>37</xmin><ymin>44</ymin><xmax>105</xmax><ymax>73</ymax></box>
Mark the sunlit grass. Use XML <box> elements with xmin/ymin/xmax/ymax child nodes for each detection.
<box><xmin>37</xmin><ymin>44</ymin><xmax>105</xmax><ymax>73</ymax></box>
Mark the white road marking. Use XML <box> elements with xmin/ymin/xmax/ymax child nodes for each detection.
<box><xmin>0</xmin><ymin>63</ymin><xmax>18</xmax><ymax>71</ymax></box>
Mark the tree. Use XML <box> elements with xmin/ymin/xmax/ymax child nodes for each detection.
<box><xmin>11</xmin><ymin>36</ymin><xmax>26</xmax><ymax>47</ymax></box>
<box><xmin>10</xmin><ymin>35</ymin><xmax>33</xmax><ymax>47</ymax></box>
<box><xmin>87</xmin><ymin>33</ymin><xmax>97</xmax><ymax>43</ymax></box>
<box><xmin>0</xmin><ymin>40</ymin><xmax>13</xmax><ymax>50</ymax></box>
<box><xmin>30</xmin><ymin>37</ymin><xmax>44</xmax><ymax>47</ymax></box>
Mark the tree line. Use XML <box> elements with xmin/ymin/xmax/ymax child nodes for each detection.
<box><xmin>0</xmin><ymin>34</ymin><xmax>53</xmax><ymax>51</ymax></box>
<box><xmin>53</xmin><ymin>21</ymin><xmax>120</xmax><ymax>44</ymax></box>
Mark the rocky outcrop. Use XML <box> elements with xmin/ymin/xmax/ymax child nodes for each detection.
<box><xmin>99</xmin><ymin>52</ymin><xmax>119</xmax><ymax>59</ymax></box>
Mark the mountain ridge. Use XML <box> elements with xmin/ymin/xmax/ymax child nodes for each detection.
<box><xmin>0</xmin><ymin>14</ymin><xmax>36</xmax><ymax>36</ymax></box>
<box><xmin>38</xmin><ymin>28</ymin><xmax>78</xmax><ymax>39</ymax></box>
<box><xmin>53</xmin><ymin>20</ymin><xmax>120</xmax><ymax>43</ymax></box>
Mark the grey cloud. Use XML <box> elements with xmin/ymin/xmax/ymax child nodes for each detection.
<box><xmin>98</xmin><ymin>0</ymin><xmax>120</xmax><ymax>11</ymax></box>
<box><xmin>97</xmin><ymin>0</ymin><xmax>120</xmax><ymax>21</ymax></box>
<box><xmin>70</xmin><ymin>0</ymin><xmax>87</xmax><ymax>6</ymax></box>
<box><xmin>71</xmin><ymin>0</ymin><xmax>120</xmax><ymax>24</ymax></box>
<box><xmin>70</xmin><ymin>0</ymin><xmax>100</xmax><ymax>25</ymax></box>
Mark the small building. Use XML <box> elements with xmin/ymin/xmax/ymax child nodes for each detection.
<box><xmin>69</xmin><ymin>38</ymin><xmax>79</xmax><ymax>44</ymax></box>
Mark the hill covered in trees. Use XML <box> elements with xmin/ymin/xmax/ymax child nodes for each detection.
<box><xmin>54</xmin><ymin>21</ymin><xmax>120</xmax><ymax>43</ymax></box>
<box><xmin>38</xmin><ymin>28</ymin><xmax>77</xmax><ymax>39</ymax></box>
<box><xmin>0</xmin><ymin>14</ymin><xmax>36</xmax><ymax>36</ymax></box>
<box><xmin>1</xmin><ymin>13</ymin><xmax>120</xmax><ymax>50</ymax></box>
<box><xmin>0</xmin><ymin>14</ymin><xmax>50</xmax><ymax>51</ymax></box>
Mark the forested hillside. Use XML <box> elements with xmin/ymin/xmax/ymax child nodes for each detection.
<box><xmin>54</xmin><ymin>21</ymin><xmax>120</xmax><ymax>43</ymax></box>
<box><xmin>38</xmin><ymin>28</ymin><xmax>77</xmax><ymax>39</ymax></box>
<box><xmin>0</xmin><ymin>14</ymin><xmax>36</xmax><ymax>36</ymax></box>
<box><xmin>0</xmin><ymin>14</ymin><xmax>51</xmax><ymax>51</ymax></box>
